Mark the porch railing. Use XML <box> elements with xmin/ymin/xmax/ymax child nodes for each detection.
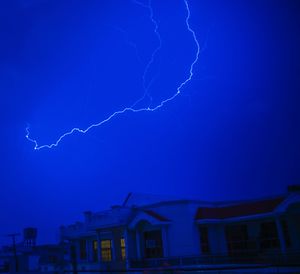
<box><xmin>129</xmin><ymin>251</ymin><xmax>300</xmax><ymax>269</ymax></box>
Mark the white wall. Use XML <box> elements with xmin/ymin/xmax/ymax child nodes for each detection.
<box><xmin>146</xmin><ymin>201</ymin><xmax>201</xmax><ymax>257</ymax></box>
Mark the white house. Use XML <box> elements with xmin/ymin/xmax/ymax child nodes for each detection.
<box><xmin>60</xmin><ymin>186</ymin><xmax>300</xmax><ymax>272</ymax></box>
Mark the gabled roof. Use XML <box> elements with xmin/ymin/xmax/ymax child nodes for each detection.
<box><xmin>128</xmin><ymin>209</ymin><xmax>170</xmax><ymax>229</ymax></box>
<box><xmin>143</xmin><ymin>210</ymin><xmax>170</xmax><ymax>222</ymax></box>
<box><xmin>195</xmin><ymin>196</ymin><xmax>285</xmax><ymax>220</ymax></box>
<box><xmin>123</xmin><ymin>192</ymin><xmax>180</xmax><ymax>207</ymax></box>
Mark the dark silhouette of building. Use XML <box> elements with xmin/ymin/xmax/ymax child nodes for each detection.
<box><xmin>1</xmin><ymin>186</ymin><xmax>300</xmax><ymax>273</ymax></box>
<box><xmin>60</xmin><ymin>187</ymin><xmax>300</xmax><ymax>272</ymax></box>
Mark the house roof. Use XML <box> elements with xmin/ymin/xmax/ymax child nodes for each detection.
<box><xmin>143</xmin><ymin>209</ymin><xmax>170</xmax><ymax>222</ymax></box>
<box><xmin>195</xmin><ymin>196</ymin><xmax>285</xmax><ymax>220</ymax></box>
<box><xmin>122</xmin><ymin>192</ymin><xmax>202</xmax><ymax>207</ymax></box>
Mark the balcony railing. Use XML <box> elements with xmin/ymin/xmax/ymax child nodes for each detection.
<box><xmin>129</xmin><ymin>251</ymin><xmax>300</xmax><ymax>269</ymax></box>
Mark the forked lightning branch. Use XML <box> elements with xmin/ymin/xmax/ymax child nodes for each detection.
<box><xmin>26</xmin><ymin>0</ymin><xmax>200</xmax><ymax>150</ymax></box>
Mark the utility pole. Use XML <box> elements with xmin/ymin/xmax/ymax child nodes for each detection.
<box><xmin>6</xmin><ymin>233</ymin><xmax>20</xmax><ymax>273</ymax></box>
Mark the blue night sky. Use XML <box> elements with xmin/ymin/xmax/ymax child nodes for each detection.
<box><xmin>0</xmin><ymin>0</ymin><xmax>299</xmax><ymax>244</ymax></box>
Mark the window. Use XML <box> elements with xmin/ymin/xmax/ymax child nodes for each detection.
<box><xmin>260</xmin><ymin>221</ymin><xmax>279</xmax><ymax>250</ymax></box>
<box><xmin>101</xmin><ymin>240</ymin><xmax>112</xmax><ymax>262</ymax></box>
<box><xmin>144</xmin><ymin>230</ymin><xmax>163</xmax><ymax>258</ymax></box>
<box><xmin>92</xmin><ymin>240</ymin><xmax>98</xmax><ymax>262</ymax></box>
<box><xmin>79</xmin><ymin>239</ymin><xmax>87</xmax><ymax>260</ymax></box>
<box><xmin>281</xmin><ymin>220</ymin><xmax>291</xmax><ymax>248</ymax></box>
<box><xmin>48</xmin><ymin>255</ymin><xmax>56</xmax><ymax>263</ymax></box>
<box><xmin>120</xmin><ymin>238</ymin><xmax>126</xmax><ymax>260</ymax></box>
<box><xmin>225</xmin><ymin>224</ymin><xmax>248</xmax><ymax>255</ymax></box>
<box><xmin>70</xmin><ymin>245</ymin><xmax>77</xmax><ymax>261</ymax></box>
<box><xmin>199</xmin><ymin>226</ymin><xmax>210</xmax><ymax>254</ymax></box>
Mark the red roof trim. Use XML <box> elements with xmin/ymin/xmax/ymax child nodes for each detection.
<box><xmin>143</xmin><ymin>210</ymin><xmax>170</xmax><ymax>222</ymax></box>
<box><xmin>195</xmin><ymin>197</ymin><xmax>285</xmax><ymax>220</ymax></box>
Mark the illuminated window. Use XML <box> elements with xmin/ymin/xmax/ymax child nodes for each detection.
<box><xmin>120</xmin><ymin>238</ymin><xmax>126</xmax><ymax>260</ymax></box>
<box><xmin>101</xmin><ymin>240</ymin><xmax>112</xmax><ymax>262</ymax></box>
<box><xmin>92</xmin><ymin>240</ymin><xmax>98</xmax><ymax>262</ymax></box>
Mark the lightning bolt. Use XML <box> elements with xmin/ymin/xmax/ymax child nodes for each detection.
<box><xmin>26</xmin><ymin>0</ymin><xmax>200</xmax><ymax>150</ymax></box>
<box><xmin>131</xmin><ymin>0</ymin><xmax>161</xmax><ymax>108</ymax></box>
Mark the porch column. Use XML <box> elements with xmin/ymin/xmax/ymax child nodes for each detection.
<box><xmin>97</xmin><ymin>231</ymin><xmax>102</xmax><ymax>263</ymax></box>
<box><xmin>218</xmin><ymin>225</ymin><xmax>228</xmax><ymax>255</ymax></box>
<box><xmin>87</xmin><ymin>239</ymin><xmax>92</xmax><ymax>262</ymax></box>
<box><xmin>275</xmin><ymin>216</ymin><xmax>286</xmax><ymax>254</ymax></box>
<box><xmin>162</xmin><ymin>226</ymin><xmax>168</xmax><ymax>257</ymax></box>
<box><xmin>111</xmin><ymin>233</ymin><xmax>116</xmax><ymax>261</ymax></box>
<box><xmin>124</xmin><ymin>229</ymin><xmax>130</xmax><ymax>269</ymax></box>
<box><xmin>135</xmin><ymin>230</ymin><xmax>141</xmax><ymax>259</ymax></box>
<box><xmin>70</xmin><ymin>241</ymin><xmax>78</xmax><ymax>273</ymax></box>
<box><xmin>75</xmin><ymin>240</ymin><xmax>81</xmax><ymax>263</ymax></box>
